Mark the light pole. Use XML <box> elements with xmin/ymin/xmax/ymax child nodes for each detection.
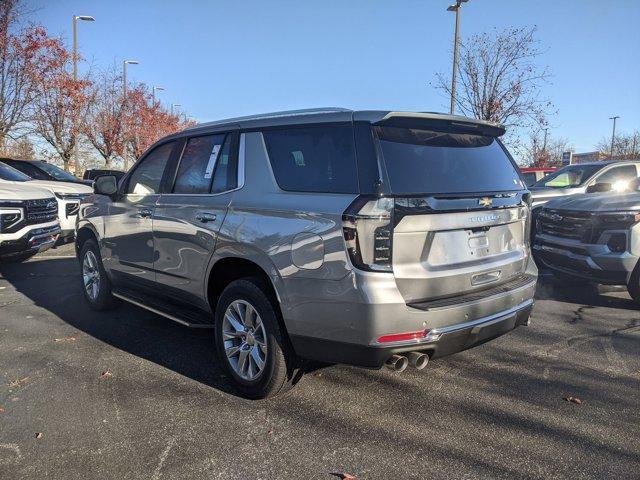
<box><xmin>171</xmin><ymin>103</ymin><xmax>181</xmax><ymax>116</ymax></box>
<box><xmin>152</xmin><ymin>86</ymin><xmax>165</xmax><ymax>106</ymax></box>
<box><xmin>122</xmin><ymin>60</ymin><xmax>139</xmax><ymax>97</ymax></box>
<box><xmin>447</xmin><ymin>0</ymin><xmax>468</xmax><ymax>115</ymax></box>
<box><xmin>72</xmin><ymin>15</ymin><xmax>94</xmax><ymax>174</ymax></box>
<box><xmin>609</xmin><ymin>116</ymin><xmax>620</xmax><ymax>159</ymax></box>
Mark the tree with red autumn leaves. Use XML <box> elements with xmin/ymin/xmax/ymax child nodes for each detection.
<box><xmin>123</xmin><ymin>84</ymin><xmax>194</xmax><ymax>164</ymax></box>
<box><xmin>30</xmin><ymin>35</ymin><xmax>91</xmax><ymax>171</ymax></box>
<box><xmin>0</xmin><ymin>1</ymin><xmax>75</xmax><ymax>150</ymax></box>
<box><xmin>83</xmin><ymin>67</ymin><xmax>128</xmax><ymax>169</ymax></box>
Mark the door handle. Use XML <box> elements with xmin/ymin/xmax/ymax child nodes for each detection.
<box><xmin>136</xmin><ymin>208</ymin><xmax>153</xmax><ymax>218</ymax></box>
<box><xmin>195</xmin><ymin>212</ymin><xmax>217</xmax><ymax>223</ymax></box>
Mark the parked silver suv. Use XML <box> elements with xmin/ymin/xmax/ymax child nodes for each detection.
<box><xmin>76</xmin><ymin>108</ymin><xmax>538</xmax><ymax>398</ymax></box>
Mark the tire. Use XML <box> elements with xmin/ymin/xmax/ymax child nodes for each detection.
<box><xmin>79</xmin><ymin>239</ymin><xmax>118</xmax><ymax>310</ymax></box>
<box><xmin>214</xmin><ymin>278</ymin><xmax>297</xmax><ymax>399</ymax></box>
<box><xmin>627</xmin><ymin>261</ymin><xmax>640</xmax><ymax>304</ymax></box>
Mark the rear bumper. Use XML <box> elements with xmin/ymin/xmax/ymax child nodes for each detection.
<box><xmin>0</xmin><ymin>224</ymin><xmax>61</xmax><ymax>257</ymax></box>
<box><xmin>290</xmin><ymin>300</ymin><xmax>533</xmax><ymax>368</ymax></box>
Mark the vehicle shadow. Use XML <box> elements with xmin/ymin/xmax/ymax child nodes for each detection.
<box><xmin>0</xmin><ymin>257</ymin><xmax>636</xmax><ymax>400</ymax></box>
<box><xmin>535</xmin><ymin>271</ymin><xmax>639</xmax><ymax>311</ymax></box>
<box><xmin>0</xmin><ymin>256</ymin><xmax>239</xmax><ymax>398</ymax></box>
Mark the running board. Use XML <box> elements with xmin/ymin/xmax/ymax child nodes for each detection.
<box><xmin>112</xmin><ymin>290</ymin><xmax>214</xmax><ymax>329</ymax></box>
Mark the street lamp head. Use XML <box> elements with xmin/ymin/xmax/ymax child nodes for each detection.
<box><xmin>447</xmin><ymin>5</ymin><xmax>458</xmax><ymax>11</ymax></box>
<box><xmin>154</xmin><ymin>86</ymin><xmax>165</xmax><ymax>92</ymax></box>
<box><xmin>124</xmin><ymin>60</ymin><xmax>139</xmax><ymax>65</ymax></box>
<box><xmin>75</xmin><ymin>15</ymin><xmax>95</xmax><ymax>22</ymax></box>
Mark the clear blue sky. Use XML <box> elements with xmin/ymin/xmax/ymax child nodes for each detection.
<box><xmin>30</xmin><ymin>0</ymin><xmax>640</xmax><ymax>155</ymax></box>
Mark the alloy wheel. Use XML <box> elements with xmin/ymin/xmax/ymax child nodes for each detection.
<box><xmin>222</xmin><ymin>300</ymin><xmax>268</xmax><ymax>381</ymax></box>
<box><xmin>82</xmin><ymin>250</ymin><xmax>101</xmax><ymax>301</ymax></box>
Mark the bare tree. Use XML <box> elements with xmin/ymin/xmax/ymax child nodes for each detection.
<box><xmin>595</xmin><ymin>130</ymin><xmax>640</xmax><ymax>160</ymax></box>
<box><xmin>523</xmin><ymin>127</ymin><xmax>572</xmax><ymax>167</ymax></box>
<box><xmin>0</xmin><ymin>136</ymin><xmax>35</xmax><ymax>159</ymax></box>
<box><xmin>435</xmin><ymin>27</ymin><xmax>553</xmax><ymax>133</ymax></box>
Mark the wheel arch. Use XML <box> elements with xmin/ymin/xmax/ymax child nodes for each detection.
<box><xmin>75</xmin><ymin>222</ymin><xmax>100</xmax><ymax>261</ymax></box>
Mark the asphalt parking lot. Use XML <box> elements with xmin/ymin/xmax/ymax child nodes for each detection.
<box><xmin>0</xmin><ymin>244</ymin><xmax>639</xmax><ymax>480</ymax></box>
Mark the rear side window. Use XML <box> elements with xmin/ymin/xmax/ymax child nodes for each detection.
<box><xmin>173</xmin><ymin>134</ymin><xmax>226</xmax><ymax>194</ymax></box>
<box><xmin>375</xmin><ymin>126</ymin><xmax>523</xmax><ymax>194</ymax></box>
<box><xmin>262</xmin><ymin>125</ymin><xmax>358</xmax><ymax>193</ymax></box>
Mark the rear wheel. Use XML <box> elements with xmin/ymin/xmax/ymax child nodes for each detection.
<box><xmin>214</xmin><ymin>278</ymin><xmax>297</xmax><ymax>399</ymax></box>
<box><xmin>80</xmin><ymin>239</ymin><xmax>118</xmax><ymax>310</ymax></box>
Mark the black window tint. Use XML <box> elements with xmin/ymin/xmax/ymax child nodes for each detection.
<box><xmin>211</xmin><ymin>134</ymin><xmax>238</xmax><ymax>193</ymax></box>
<box><xmin>127</xmin><ymin>142</ymin><xmax>174</xmax><ymax>195</ymax></box>
<box><xmin>173</xmin><ymin>134</ymin><xmax>225</xmax><ymax>194</ymax></box>
<box><xmin>262</xmin><ymin>125</ymin><xmax>358</xmax><ymax>193</ymax></box>
<box><xmin>375</xmin><ymin>126</ymin><xmax>523</xmax><ymax>194</ymax></box>
<box><xmin>595</xmin><ymin>165</ymin><xmax>637</xmax><ymax>184</ymax></box>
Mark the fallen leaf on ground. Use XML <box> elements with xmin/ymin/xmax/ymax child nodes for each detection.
<box><xmin>8</xmin><ymin>377</ymin><xmax>29</xmax><ymax>388</ymax></box>
<box><xmin>100</xmin><ymin>370</ymin><xmax>112</xmax><ymax>379</ymax></box>
<box><xmin>54</xmin><ymin>336</ymin><xmax>77</xmax><ymax>343</ymax></box>
<box><xmin>563</xmin><ymin>394</ymin><xmax>583</xmax><ymax>405</ymax></box>
<box><xmin>35</xmin><ymin>432</ymin><xmax>43</xmax><ymax>439</ymax></box>
<box><xmin>0</xmin><ymin>406</ymin><xmax>5</xmax><ymax>412</ymax></box>
<box><xmin>330</xmin><ymin>473</ymin><xmax>357</xmax><ymax>479</ymax></box>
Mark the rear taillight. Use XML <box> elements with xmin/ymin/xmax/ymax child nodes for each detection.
<box><xmin>342</xmin><ymin>196</ymin><xmax>393</xmax><ymax>272</ymax></box>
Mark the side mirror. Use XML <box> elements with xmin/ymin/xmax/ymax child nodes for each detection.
<box><xmin>94</xmin><ymin>175</ymin><xmax>118</xmax><ymax>197</ymax></box>
<box><xmin>586</xmin><ymin>182</ymin><xmax>612</xmax><ymax>194</ymax></box>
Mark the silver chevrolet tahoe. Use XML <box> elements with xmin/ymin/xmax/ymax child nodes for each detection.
<box><xmin>76</xmin><ymin>108</ymin><xmax>537</xmax><ymax>398</ymax></box>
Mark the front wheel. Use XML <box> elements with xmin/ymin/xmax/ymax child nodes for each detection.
<box><xmin>80</xmin><ymin>239</ymin><xmax>118</xmax><ymax>311</ymax></box>
<box><xmin>214</xmin><ymin>278</ymin><xmax>297</xmax><ymax>399</ymax></box>
<box><xmin>627</xmin><ymin>261</ymin><xmax>640</xmax><ymax>304</ymax></box>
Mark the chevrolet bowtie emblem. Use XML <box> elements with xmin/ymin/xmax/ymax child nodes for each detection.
<box><xmin>479</xmin><ymin>197</ymin><xmax>493</xmax><ymax>207</ymax></box>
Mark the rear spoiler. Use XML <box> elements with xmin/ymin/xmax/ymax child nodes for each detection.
<box><xmin>355</xmin><ymin>111</ymin><xmax>506</xmax><ymax>137</ymax></box>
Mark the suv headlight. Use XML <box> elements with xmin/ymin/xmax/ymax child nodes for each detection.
<box><xmin>54</xmin><ymin>192</ymin><xmax>78</xmax><ymax>200</ymax></box>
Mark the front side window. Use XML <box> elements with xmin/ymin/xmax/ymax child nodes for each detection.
<box><xmin>533</xmin><ymin>164</ymin><xmax>602</xmax><ymax>188</ymax></box>
<box><xmin>262</xmin><ymin>125</ymin><xmax>358</xmax><ymax>194</ymax></box>
<box><xmin>594</xmin><ymin>165</ymin><xmax>638</xmax><ymax>187</ymax></box>
<box><xmin>127</xmin><ymin>142</ymin><xmax>174</xmax><ymax>195</ymax></box>
<box><xmin>375</xmin><ymin>126</ymin><xmax>523</xmax><ymax>194</ymax></box>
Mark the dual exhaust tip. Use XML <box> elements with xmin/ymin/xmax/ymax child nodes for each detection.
<box><xmin>385</xmin><ymin>352</ymin><xmax>429</xmax><ymax>372</ymax></box>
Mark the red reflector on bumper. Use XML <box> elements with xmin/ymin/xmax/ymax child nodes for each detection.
<box><xmin>377</xmin><ymin>330</ymin><xmax>426</xmax><ymax>343</ymax></box>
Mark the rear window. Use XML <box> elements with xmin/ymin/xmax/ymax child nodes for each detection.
<box><xmin>374</xmin><ymin>126</ymin><xmax>523</xmax><ymax>194</ymax></box>
<box><xmin>262</xmin><ymin>125</ymin><xmax>358</xmax><ymax>194</ymax></box>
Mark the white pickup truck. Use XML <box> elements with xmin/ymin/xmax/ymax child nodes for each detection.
<box><xmin>0</xmin><ymin>181</ymin><xmax>61</xmax><ymax>262</ymax></box>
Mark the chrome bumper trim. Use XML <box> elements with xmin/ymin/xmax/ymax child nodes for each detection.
<box><xmin>371</xmin><ymin>299</ymin><xmax>534</xmax><ymax>347</ymax></box>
